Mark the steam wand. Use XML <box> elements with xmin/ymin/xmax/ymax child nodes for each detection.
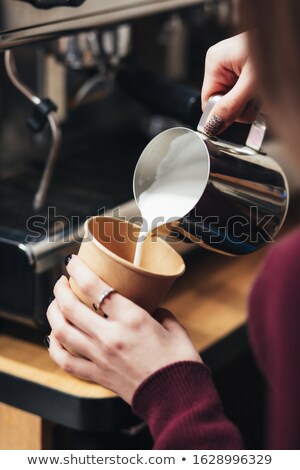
<box><xmin>4</xmin><ymin>49</ymin><xmax>62</xmax><ymax>210</ymax></box>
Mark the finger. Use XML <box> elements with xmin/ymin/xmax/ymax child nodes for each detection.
<box><xmin>54</xmin><ymin>276</ymin><xmax>109</xmax><ymax>336</ymax></box>
<box><xmin>237</xmin><ymin>98</ymin><xmax>260</xmax><ymax>123</ymax></box>
<box><xmin>202</xmin><ymin>64</ymin><xmax>258</xmax><ymax>135</ymax></box>
<box><xmin>153</xmin><ymin>308</ymin><xmax>185</xmax><ymax>334</ymax></box>
<box><xmin>201</xmin><ymin>40</ymin><xmax>238</xmax><ymax>110</ymax></box>
<box><xmin>201</xmin><ymin>33</ymin><xmax>250</xmax><ymax>111</ymax></box>
<box><xmin>48</xmin><ymin>334</ymin><xmax>99</xmax><ymax>382</ymax></box>
<box><xmin>47</xmin><ymin>299</ymin><xmax>96</xmax><ymax>360</ymax></box>
<box><xmin>202</xmin><ymin>64</ymin><xmax>236</xmax><ymax>111</ymax></box>
<box><xmin>65</xmin><ymin>255</ymin><xmax>144</xmax><ymax>319</ymax></box>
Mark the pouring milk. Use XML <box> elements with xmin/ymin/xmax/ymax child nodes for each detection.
<box><xmin>133</xmin><ymin>130</ymin><xmax>209</xmax><ymax>266</ymax></box>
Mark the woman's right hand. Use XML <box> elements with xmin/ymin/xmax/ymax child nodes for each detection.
<box><xmin>202</xmin><ymin>32</ymin><xmax>260</xmax><ymax>136</ymax></box>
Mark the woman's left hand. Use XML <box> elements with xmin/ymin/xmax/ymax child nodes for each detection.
<box><xmin>46</xmin><ymin>255</ymin><xmax>201</xmax><ymax>404</ymax></box>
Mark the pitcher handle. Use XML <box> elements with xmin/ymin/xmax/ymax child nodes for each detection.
<box><xmin>197</xmin><ymin>94</ymin><xmax>267</xmax><ymax>152</ymax></box>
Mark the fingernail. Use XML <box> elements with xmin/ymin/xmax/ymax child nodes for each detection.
<box><xmin>203</xmin><ymin>114</ymin><xmax>224</xmax><ymax>137</ymax></box>
<box><xmin>44</xmin><ymin>336</ymin><xmax>50</xmax><ymax>349</ymax></box>
<box><xmin>64</xmin><ymin>254</ymin><xmax>72</xmax><ymax>266</ymax></box>
<box><xmin>48</xmin><ymin>294</ymin><xmax>55</xmax><ymax>305</ymax></box>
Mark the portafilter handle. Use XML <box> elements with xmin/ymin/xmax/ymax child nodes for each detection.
<box><xmin>117</xmin><ymin>68</ymin><xmax>201</xmax><ymax>129</ymax></box>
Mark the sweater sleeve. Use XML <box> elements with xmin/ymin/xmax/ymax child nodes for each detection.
<box><xmin>132</xmin><ymin>361</ymin><xmax>243</xmax><ymax>450</ymax></box>
<box><xmin>248</xmin><ymin>228</ymin><xmax>300</xmax><ymax>449</ymax></box>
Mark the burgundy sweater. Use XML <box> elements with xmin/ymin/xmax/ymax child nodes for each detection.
<box><xmin>132</xmin><ymin>228</ymin><xmax>300</xmax><ymax>450</ymax></box>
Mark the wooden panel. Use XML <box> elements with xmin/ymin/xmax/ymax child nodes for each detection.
<box><xmin>0</xmin><ymin>403</ymin><xmax>42</xmax><ymax>450</ymax></box>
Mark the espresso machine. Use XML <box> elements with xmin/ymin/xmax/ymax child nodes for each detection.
<box><xmin>0</xmin><ymin>0</ymin><xmax>235</xmax><ymax>330</ymax></box>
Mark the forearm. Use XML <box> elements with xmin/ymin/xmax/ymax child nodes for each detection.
<box><xmin>132</xmin><ymin>361</ymin><xmax>243</xmax><ymax>450</ymax></box>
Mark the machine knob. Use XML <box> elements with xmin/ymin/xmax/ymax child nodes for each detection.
<box><xmin>16</xmin><ymin>0</ymin><xmax>86</xmax><ymax>9</ymax></box>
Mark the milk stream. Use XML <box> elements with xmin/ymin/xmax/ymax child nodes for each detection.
<box><xmin>133</xmin><ymin>132</ymin><xmax>208</xmax><ymax>267</ymax></box>
<box><xmin>133</xmin><ymin>191</ymin><xmax>196</xmax><ymax>266</ymax></box>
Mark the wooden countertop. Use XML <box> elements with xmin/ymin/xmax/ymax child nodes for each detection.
<box><xmin>165</xmin><ymin>247</ymin><xmax>266</xmax><ymax>351</ymax></box>
<box><xmin>0</xmin><ymin>245</ymin><xmax>267</xmax><ymax>400</ymax></box>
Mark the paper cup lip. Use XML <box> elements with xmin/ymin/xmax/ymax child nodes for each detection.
<box><xmin>84</xmin><ymin>216</ymin><xmax>186</xmax><ymax>279</ymax></box>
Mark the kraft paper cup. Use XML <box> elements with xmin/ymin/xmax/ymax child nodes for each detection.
<box><xmin>69</xmin><ymin>216</ymin><xmax>185</xmax><ymax>314</ymax></box>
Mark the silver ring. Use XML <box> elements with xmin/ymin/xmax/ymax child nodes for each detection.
<box><xmin>98</xmin><ymin>288</ymin><xmax>116</xmax><ymax>311</ymax></box>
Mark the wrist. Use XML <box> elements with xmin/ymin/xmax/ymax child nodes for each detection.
<box><xmin>132</xmin><ymin>360</ymin><xmax>211</xmax><ymax>419</ymax></box>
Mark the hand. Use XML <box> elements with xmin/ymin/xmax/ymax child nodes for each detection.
<box><xmin>46</xmin><ymin>255</ymin><xmax>201</xmax><ymax>404</ymax></box>
<box><xmin>202</xmin><ymin>32</ymin><xmax>260</xmax><ymax>136</ymax></box>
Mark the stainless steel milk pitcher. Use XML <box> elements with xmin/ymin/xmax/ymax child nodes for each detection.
<box><xmin>133</xmin><ymin>95</ymin><xmax>289</xmax><ymax>256</ymax></box>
